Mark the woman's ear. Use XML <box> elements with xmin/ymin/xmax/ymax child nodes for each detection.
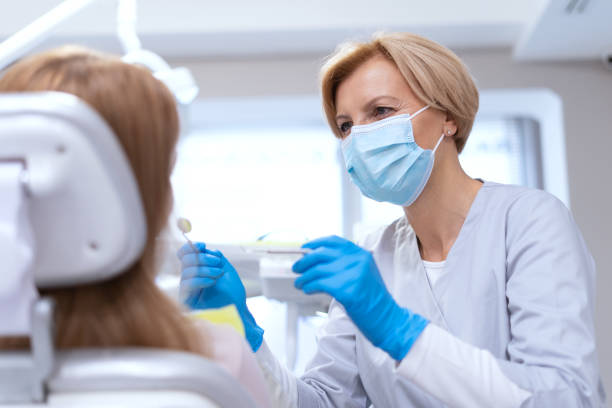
<box><xmin>444</xmin><ymin>113</ymin><xmax>458</xmax><ymax>138</ymax></box>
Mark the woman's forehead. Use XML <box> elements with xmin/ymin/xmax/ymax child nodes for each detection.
<box><xmin>335</xmin><ymin>57</ymin><xmax>417</xmax><ymax>115</ymax></box>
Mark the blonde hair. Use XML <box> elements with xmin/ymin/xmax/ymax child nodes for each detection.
<box><xmin>0</xmin><ymin>46</ymin><xmax>208</xmax><ymax>355</ymax></box>
<box><xmin>321</xmin><ymin>32</ymin><xmax>479</xmax><ymax>152</ymax></box>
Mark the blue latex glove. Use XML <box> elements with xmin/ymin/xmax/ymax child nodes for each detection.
<box><xmin>293</xmin><ymin>235</ymin><xmax>429</xmax><ymax>361</ymax></box>
<box><xmin>177</xmin><ymin>242</ymin><xmax>264</xmax><ymax>352</ymax></box>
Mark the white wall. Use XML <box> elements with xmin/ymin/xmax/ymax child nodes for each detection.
<box><xmin>173</xmin><ymin>49</ymin><xmax>612</xmax><ymax>400</ymax></box>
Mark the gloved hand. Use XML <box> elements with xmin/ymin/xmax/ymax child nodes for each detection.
<box><xmin>293</xmin><ymin>235</ymin><xmax>429</xmax><ymax>361</ymax></box>
<box><xmin>177</xmin><ymin>242</ymin><xmax>264</xmax><ymax>352</ymax></box>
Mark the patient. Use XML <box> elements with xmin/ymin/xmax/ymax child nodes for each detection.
<box><xmin>0</xmin><ymin>46</ymin><xmax>271</xmax><ymax>407</ymax></box>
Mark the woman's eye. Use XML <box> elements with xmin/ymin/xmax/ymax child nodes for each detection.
<box><xmin>339</xmin><ymin>121</ymin><xmax>352</xmax><ymax>134</ymax></box>
<box><xmin>375</xmin><ymin>106</ymin><xmax>393</xmax><ymax>116</ymax></box>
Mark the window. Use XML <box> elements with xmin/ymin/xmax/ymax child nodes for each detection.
<box><xmin>172</xmin><ymin>125</ymin><xmax>341</xmax><ymax>244</ymax></box>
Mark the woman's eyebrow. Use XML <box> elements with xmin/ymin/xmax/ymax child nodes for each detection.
<box><xmin>336</xmin><ymin>96</ymin><xmax>400</xmax><ymax>122</ymax></box>
<box><xmin>335</xmin><ymin>113</ymin><xmax>351</xmax><ymax>123</ymax></box>
<box><xmin>363</xmin><ymin>95</ymin><xmax>401</xmax><ymax>111</ymax></box>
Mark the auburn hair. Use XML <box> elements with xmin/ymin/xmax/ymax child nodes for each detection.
<box><xmin>0</xmin><ymin>46</ymin><xmax>208</xmax><ymax>355</ymax></box>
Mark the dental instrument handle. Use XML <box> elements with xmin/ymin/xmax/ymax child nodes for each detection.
<box><xmin>182</xmin><ymin>232</ymin><xmax>198</xmax><ymax>253</ymax></box>
<box><xmin>177</xmin><ymin>217</ymin><xmax>198</xmax><ymax>253</ymax></box>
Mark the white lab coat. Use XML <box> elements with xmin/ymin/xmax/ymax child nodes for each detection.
<box><xmin>256</xmin><ymin>181</ymin><xmax>605</xmax><ymax>407</ymax></box>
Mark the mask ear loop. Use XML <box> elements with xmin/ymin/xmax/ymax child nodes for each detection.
<box><xmin>432</xmin><ymin>133</ymin><xmax>446</xmax><ymax>154</ymax></box>
<box><xmin>409</xmin><ymin>105</ymin><xmax>430</xmax><ymax>119</ymax></box>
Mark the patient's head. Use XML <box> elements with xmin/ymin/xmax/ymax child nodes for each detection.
<box><xmin>0</xmin><ymin>46</ymin><xmax>178</xmax><ymax>240</ymax></box>
<box><xmin>0</xmin><ymin>46</ymin><xmax>205</xmax><ymax>353</ymax></box>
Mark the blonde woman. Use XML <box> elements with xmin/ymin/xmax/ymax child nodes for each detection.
<box><xmin>0</xmin><ymin>46</ymin><xmax>271</xmax><ymax>407</ymax></box>
<box><xmin>179</xmin><ymin>33</ymin><xmax>605</xmax><ymax>407</ymax></box>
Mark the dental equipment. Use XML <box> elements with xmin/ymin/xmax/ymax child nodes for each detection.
<box><xmin>243</xmin><ymin>247</ymin><xmax>312</xmax><ymax>255</ymax></box>
<box><xmin>0</xmin><ymin>91</ymin><xmax>257</xmax><ymax>406</ymax></box>
<box><xmin>0</xmin><ymin>0</ymin><xmax>98</xmax><ymax>70</ymax></box>
<box><xmin>0</xmin><ymin>0</ymin><xmax>199</xmax><ymax>117</ymax></box>
<box><xmin>177</xmin><ymin>217</ymin><xmax>198</xmax><ymax>253</ymax></box>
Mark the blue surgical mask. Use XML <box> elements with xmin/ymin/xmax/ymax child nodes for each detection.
<box><xmin>341</xmin><ymin>105</ymin><xmax>445</xmax><ymax>206</ymax></box>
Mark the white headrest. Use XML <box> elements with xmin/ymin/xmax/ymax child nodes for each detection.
<box><xmin>0</xmin><ymin>92</ymin><xmax>147</xmax><ymax>288</ymax></box>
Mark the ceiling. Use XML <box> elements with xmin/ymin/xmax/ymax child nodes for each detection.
<box><xmin>514</xmin><ymin>0</ymin><xmax>612</xmax><ymax>60</ymax></box>
<box><xmin>0</xmin><ymin>0</ymin><xmax>610</xmax><ymax>61</ymax></box>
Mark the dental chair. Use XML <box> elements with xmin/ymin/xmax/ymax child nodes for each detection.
<box><xmin>0</xmin><ymin>92</ymin><xmax>257</xmax><ymax>407</ymax></box>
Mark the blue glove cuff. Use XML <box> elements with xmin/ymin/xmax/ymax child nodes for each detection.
<box><xmin>240</xmin><ymin>307</ymin><xmax>265</xmax><ymax>352</ymax></box>
<box><xmin>378</xmin><ymin>306</ymin><xmax>429</xmax><ymax>361</ymax></box>
<box><xmin>245</xmin><ymin>324</ymin><xmax>264</xmax><ymax>352</ymax></box>
<box><xmin>394</xmin><ymin>311</ymin><xmax>429</xmax><ymax>361</ymax></box>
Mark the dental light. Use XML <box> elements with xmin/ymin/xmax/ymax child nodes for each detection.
<box><xmin>0</xmin><ymin>0</ymin><xmax>199</xmax><ymax>116</ymax></box>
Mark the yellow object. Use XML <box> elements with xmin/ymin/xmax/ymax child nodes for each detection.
<box><xmin>189</xmin><ymin>305</ymin><xmax>245</xmax><ymax>337</ymax></box>
<box><xmin>177</xmin><ymin>217</ymin><xmax>192</xmax><ymax>233</ymax></box>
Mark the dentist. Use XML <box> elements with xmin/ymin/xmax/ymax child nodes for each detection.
<box><xmin>178</xmin><ymin>32</ymin><xmax>605</xmax><ymax>407</ymax></box>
